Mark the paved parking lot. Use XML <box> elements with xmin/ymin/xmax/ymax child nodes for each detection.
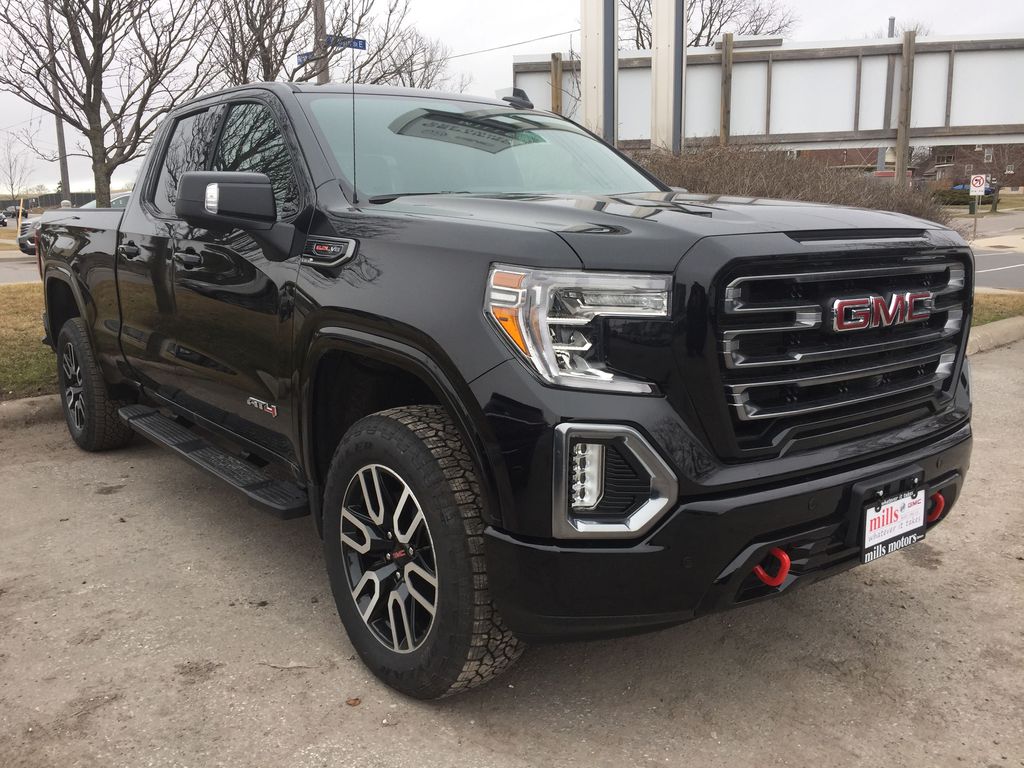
<box><xmin>1</xmin><ymin>343</ymin><xmax>1023</xmax><ymax>768</ymax></box>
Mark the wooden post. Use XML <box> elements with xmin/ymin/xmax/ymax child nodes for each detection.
<box><xmin>719</xmin><ymin>33</ymin><xmax>734</xmax><ymax>147</ymax></box>
<box><xmin>550</xmin><ymin>53</ymin><xmax>563</xmax><ymax>115</ymax></box>
<box><xmin>894</xmin><ymin>30</ymin><xmax>916</xmax><ymax>187</ymax></box>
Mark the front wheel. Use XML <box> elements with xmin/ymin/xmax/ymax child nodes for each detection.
<box><xmin>322</xmin><ymin>405</ymin><xmax>523</xmax><ymax>698</ymax></box>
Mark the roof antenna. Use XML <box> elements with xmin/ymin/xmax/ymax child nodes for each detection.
<box><xmin>351</xmin><ymin>39</ymin><xmax>359</xmax><ymax>205</ymax></box>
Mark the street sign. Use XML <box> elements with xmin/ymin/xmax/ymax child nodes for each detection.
<box><xmin>326</xmin><ymin>35</ymin><xmax>367</xmax><ymax>50</ymax></box>
<box><xmin>298</xmin><ymin>37</ymin><xmax>367</xmax><ymax>65</ymax></box>
<box><xmin>970</xmin><ymin>174</ymin><xmax>987</xmax><ymax>196</ymax></box>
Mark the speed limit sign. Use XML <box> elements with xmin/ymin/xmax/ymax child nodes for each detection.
<box><xmin>970</xmin><ymin>174</ymin><xmax>987</xmax><ymax>196</ymax></box>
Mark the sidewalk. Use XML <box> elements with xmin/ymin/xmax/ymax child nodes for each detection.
<box><xmin>972</xmin><ymin>232</ymin><xmax>1024</xmax><ymax>251</ymax></box>
<box><xmin>951</xmin><ymin>209</ymin><xmax>1024</xmax><ymax>238</ymax></box>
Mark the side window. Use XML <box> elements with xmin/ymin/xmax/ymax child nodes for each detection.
<box><xmin>152</xmin><ymin>109</ymin><xmax>218</xmax><ymax>214</ymax></box>
<box><xmin>213</xmin><ymin>102</ymin><xmax>299</xmax><ymax>219</ymax></box>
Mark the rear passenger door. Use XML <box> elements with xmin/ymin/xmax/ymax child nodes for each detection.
<box><xmin>161</xmin><ymin>98</ymin><xmax>306</xmax><ymax>464</ymax></box>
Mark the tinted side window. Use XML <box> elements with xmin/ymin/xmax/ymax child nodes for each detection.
<box><xmin>152</xmin><ymin>109</ymin><xmax>218</xmax><ymax>214</ymax></box>
<box><xmin>213</xmin><ymin>103</ymin><xmax>299</xmax><ymax>219</ymax></box>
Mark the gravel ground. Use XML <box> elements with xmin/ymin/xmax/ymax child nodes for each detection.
<box><xmin>1</xmin><ymin>343</ymin><xmax>1022</xmax><ymax>768</ymax></box>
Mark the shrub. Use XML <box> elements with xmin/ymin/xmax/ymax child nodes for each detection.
<box><xmin>629</xmin><ymin>146</ymin><xmax>952</xmax><ymax>227</ymax></box>
<box><xmin>931</xmin><ymin>188</ymin><xmax>993</xmax><ymax>206</ymax></box>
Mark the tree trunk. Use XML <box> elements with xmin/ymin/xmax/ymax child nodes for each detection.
<box><xmin>91</xmin><ymin>138</ymin><xmax>111</xmax><ymax>207</ymax></box>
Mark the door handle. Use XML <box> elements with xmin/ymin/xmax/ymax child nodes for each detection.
<box><xmin>117</xmin><ymin>242</ymin><xmax>140</xmax><ymax>259</ymax></box>
<box><xmin>172</xmin><ymin>249</ymin><xmax>203</xmax><ymax>267</ymax></box>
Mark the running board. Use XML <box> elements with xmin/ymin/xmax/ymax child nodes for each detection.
<box><xmin>118</xmin><ymin>405</ymin><xmax>309</xmax><ymax>519</ymax></box>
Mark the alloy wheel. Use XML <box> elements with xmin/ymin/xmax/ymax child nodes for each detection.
<box><xmin>340</xmin><ymin>464</ymin><xmax>439</xmax><ymax>653</ymax></box>
<box><xmin>61</xmin><ymin>342</ymin><xmax>86</xmax><ymax>431</ymax></box>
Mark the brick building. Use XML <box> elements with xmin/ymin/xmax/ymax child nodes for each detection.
<box><xmin>919</xmin><ymin>144</ymin><xmax>1024</xmax><ymax>191</ymax></box>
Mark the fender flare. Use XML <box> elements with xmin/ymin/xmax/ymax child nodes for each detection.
<box><xmin>42</xmin><ymin>265</ymin><xmax>92</xmax><ymax>348</ymax></box>
<box><xmin>300</xmin><ymin>325</ymin><xmax>514</xmax><ymax>532</ymax></box>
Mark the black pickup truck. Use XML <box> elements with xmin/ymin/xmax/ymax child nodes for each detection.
<box><xmin>39</xmin><ymin>83</ymin><xmax>973</xmax><ymax>698</ymax></box>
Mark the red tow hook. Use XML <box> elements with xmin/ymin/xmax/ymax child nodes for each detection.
<box><xmin>753</xmin><ymin>547</ymin><xmax>791</xmax><ymax>588</ymax></box>
<box><xmin>926</xmin><ymin>491</ymin><xmax>946</xmax><ymax>524</ymax></box>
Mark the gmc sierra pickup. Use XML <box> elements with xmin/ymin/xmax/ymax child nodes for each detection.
<box><xmin>39</xmin><ymin>83</ymin><xmax>973</xmax><ymax>699</ymax></box>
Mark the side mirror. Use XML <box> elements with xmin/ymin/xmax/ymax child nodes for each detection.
<box><xmin>175</xmin><ymin>171</ymin><xmax>276</xmax><ymax>231</ymax></box>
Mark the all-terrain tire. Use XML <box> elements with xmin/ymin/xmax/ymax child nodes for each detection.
<box><xmin>322</xmin><ymin>405</ymin><xmax>524</xmax><ymax>698</ymax></box>
<box><xmin>56</xmin><ymin>318</ymin><xmax>134</xmax><ymax>451</ymax></box>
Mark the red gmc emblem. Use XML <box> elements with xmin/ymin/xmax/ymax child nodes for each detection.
<box><xmin>831</xmin><ymin>292</ymin><xmax>932</xmax><ymax>332</ymax></box>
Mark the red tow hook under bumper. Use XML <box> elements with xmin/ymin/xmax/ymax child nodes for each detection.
<box><xmin>752</xmin><ymin>547</ymin><xmax>791</xmax><ymax>588</ymax></box>
<box><xmin>927</xmin><ymin>491</ymin><xmax>946</xmax><ymax>524</ymax></box>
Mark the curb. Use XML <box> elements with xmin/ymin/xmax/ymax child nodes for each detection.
<box><xmin>0</xmin><ymin>317</ymin><xmax>1022</xmax><ymax>430</ymax></box>
<box><xmin>967</xmin><ymin>316</ymin><xmax>1024</xmax><ymax>356</ymax></box>
<box><xmin>0</xmin><ymin>394</ymin><xmax>62</xmax><ymax>429</ymax></box>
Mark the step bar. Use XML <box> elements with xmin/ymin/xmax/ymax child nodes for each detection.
<box><xmin>118</xmin><ymin>405</ymin><xmax>308</xmax><ymax>519</ymax></box>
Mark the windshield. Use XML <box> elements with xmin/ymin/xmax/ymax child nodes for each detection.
<box><xmin>301</xmin><ymin>93</ymin><xmax>661</xmax><ymax>200</ymax></box>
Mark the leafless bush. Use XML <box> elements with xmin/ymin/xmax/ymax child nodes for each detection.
<box><xmin>631</xmin><ymin>145</ymin><xmax>951</xmax><ymax>226</ymax></box>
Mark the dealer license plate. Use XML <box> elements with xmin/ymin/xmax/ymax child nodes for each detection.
<box><xmin>862</xmin><ymin>489</ymin><xmax>926</xmax><ymax>564</ymax></box>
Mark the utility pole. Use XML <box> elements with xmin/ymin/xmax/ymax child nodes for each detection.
<box><xmin>894</xmin><ymin>30</ymin><xmax>916</xmax><ymax>188</ymax></box>
<box><xmin>44</xmin><ymin>0</ymin><xmax>71</xmax><ymax>199</ymax></box>
<box><xmin>719</xmin><ymin>33</ymin><xmax>734</xmax><ymax>147</ymax></box>
<box><xmin>52</xmin><ymin>89</ymin><xmax>71</xmax><ymax>199</ymax></box>
<box><xmin>877</xmin><ymin>16</ymin><xmax>896</xmax><ymax>173</ymax></box>
<box><xmin>650</xmin><ymin>0</ymin><xmax>685</xmax><ymax>155</ymax></box>
<box><xmin>581</xmin><ymin>0</ymin><xmax>617</xmax><ymax>143</ymax></box>
<box><xmin>312</xmin><ymin>0</ymin><xmax>329</xmax><ymax>84</ymax></box>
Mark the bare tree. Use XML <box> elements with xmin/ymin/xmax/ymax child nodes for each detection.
<box><xmin>0</xmin><ymin>0</ymin><xmax>215</xmax><ymax>207</ymax></box>
<box><xmin>211</xmin><ymin>0</ymin><xmax>463</xmax><ymax>90</ymax></box>
<box><xmin>0</xmin><ymin>137</ymin><xmax>32</xmax><ymax>206</ymax></box>
<box><xmin>621</xmin><ymin>0</ymin><xmax>796</xmax><ymax>50</ymax></box>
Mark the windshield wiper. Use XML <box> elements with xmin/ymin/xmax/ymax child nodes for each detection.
<box><xmin>368</xmin><ymin>191</ymin><xmax>472</xmax><ymax>204</ymax></box>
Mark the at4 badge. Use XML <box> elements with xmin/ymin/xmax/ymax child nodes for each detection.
<box><xmin>246</xmin><ymin>396</ymin><xmax>278</xmax><ymax>418</ymax></box>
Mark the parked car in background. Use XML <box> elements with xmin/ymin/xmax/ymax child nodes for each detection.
<box><xmin>5</xmin><ymin>205</ymin><xmax>31</xmax><ymax>219</ymax></box>
<box><xmin>17</xmin><ymin>218</ymin><xmax>37</xmax><ymax>254</ymax></box>
<box><xmin>0</xmin><ymin>213</ymin><xmax>7</xmax><ymax>227</ymax></box>
<box><xmin>80</xmin><ymin>193</ymin><xmax>132</xmax><ymax>209</ymax></box>
<box><xmin>952</xmin><ymin>182</ymin><xmax>996</xmax><ymax>195</ymax></box>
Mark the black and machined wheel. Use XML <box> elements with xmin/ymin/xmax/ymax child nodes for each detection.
<box><xmin>55</xmin><ymin>318</ymin><xmax>134</xmax><ymax>452</ymax></box>
<box><xmin>323</xmin><ymin>405</ymin><xmax>524</xmax><ymax>698</ymax></box>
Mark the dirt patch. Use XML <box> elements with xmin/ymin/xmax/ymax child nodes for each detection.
<box><xmin>900</xmin><ymin>540</ymin><xmax>944</xmax><ymax>570</ymax></box>
<box><xmin>174</xmin><ymin>660</ymin><xmax>224</xmax><ymax>685</ymax></box>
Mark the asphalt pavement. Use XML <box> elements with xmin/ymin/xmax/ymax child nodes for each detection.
<box><xmin>0</xmin><ymin>251</ymin><xmax>37</xmax><ymax>284</ymax></box>
<box><xmin>1</xmin><ymin>342</ymin><xmax>1022</xmax><ymax>767</ymax></box>
<box><xmin>974</xmin><ymin>246</ymin><xmax>1024</xmax><ymax>290</ymax></box>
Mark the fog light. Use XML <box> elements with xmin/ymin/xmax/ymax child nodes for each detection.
<box><xmin>570</xmin><ymin>442</ymin><xmax>605</xmax><ymax>509</ymax></box>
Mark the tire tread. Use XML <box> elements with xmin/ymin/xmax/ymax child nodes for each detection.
<box><xmin>58</xmin><ymin>318</ymin><xmax>133</xmax><ymax>451</ymax></box>
<box><xmin>371</xmin><ymin>405</ymin><xmax>524</xmax><ymax>696</ymax></box>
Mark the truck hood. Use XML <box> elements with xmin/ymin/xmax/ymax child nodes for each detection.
<box><xmin>379</xmin><ymin>191</ymin><xmax>948</xmax><ymax>271</ymax></box>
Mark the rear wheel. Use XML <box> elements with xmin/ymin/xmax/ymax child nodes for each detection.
<box><xmin>322</xmin><ymin>405</ymin><xmax>523</xmax><ymax>698</ymax></box>
<box><xmin>56</xmin><ymin>318</ymin><xmax>133</xmax><ymax>451</ymax></box>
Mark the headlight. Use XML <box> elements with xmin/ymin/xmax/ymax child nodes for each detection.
<box><xmin>484</xmin><ymin>264</ymin><xmax>671</xmax><ymax>393</ymax></box>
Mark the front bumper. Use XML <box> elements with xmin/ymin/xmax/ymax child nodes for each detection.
<box><xmin>485</xmin><ymin>423</ymin><xmax>971</xmax><ymax>641</ymax></box>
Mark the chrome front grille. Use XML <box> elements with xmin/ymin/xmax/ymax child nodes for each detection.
<box><xmin>716</xmin><ymin>252</ymin><xmax>970</xmax><ymax>449</ymax></box>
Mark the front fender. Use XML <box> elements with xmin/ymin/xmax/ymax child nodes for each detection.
<box><xmin>298</xmin><ymin>324</ymin><xmax>515</xmax><ymax>531</ymax></box>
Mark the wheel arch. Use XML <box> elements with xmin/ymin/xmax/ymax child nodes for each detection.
<box><xmin>301</xmin><ymin>326</ymin><xmax>513</xmax><ymax>536</ymax></box>
<box><xmin>44</xmin><ymin>269</ymin><xmax>87</xmax><ymax>349</ymax></box>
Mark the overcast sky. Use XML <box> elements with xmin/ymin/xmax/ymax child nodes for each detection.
<box><xmin>4</xmin><ymin>0</ymin><xmax>1024</xmax><ymax>192</ymax></box>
